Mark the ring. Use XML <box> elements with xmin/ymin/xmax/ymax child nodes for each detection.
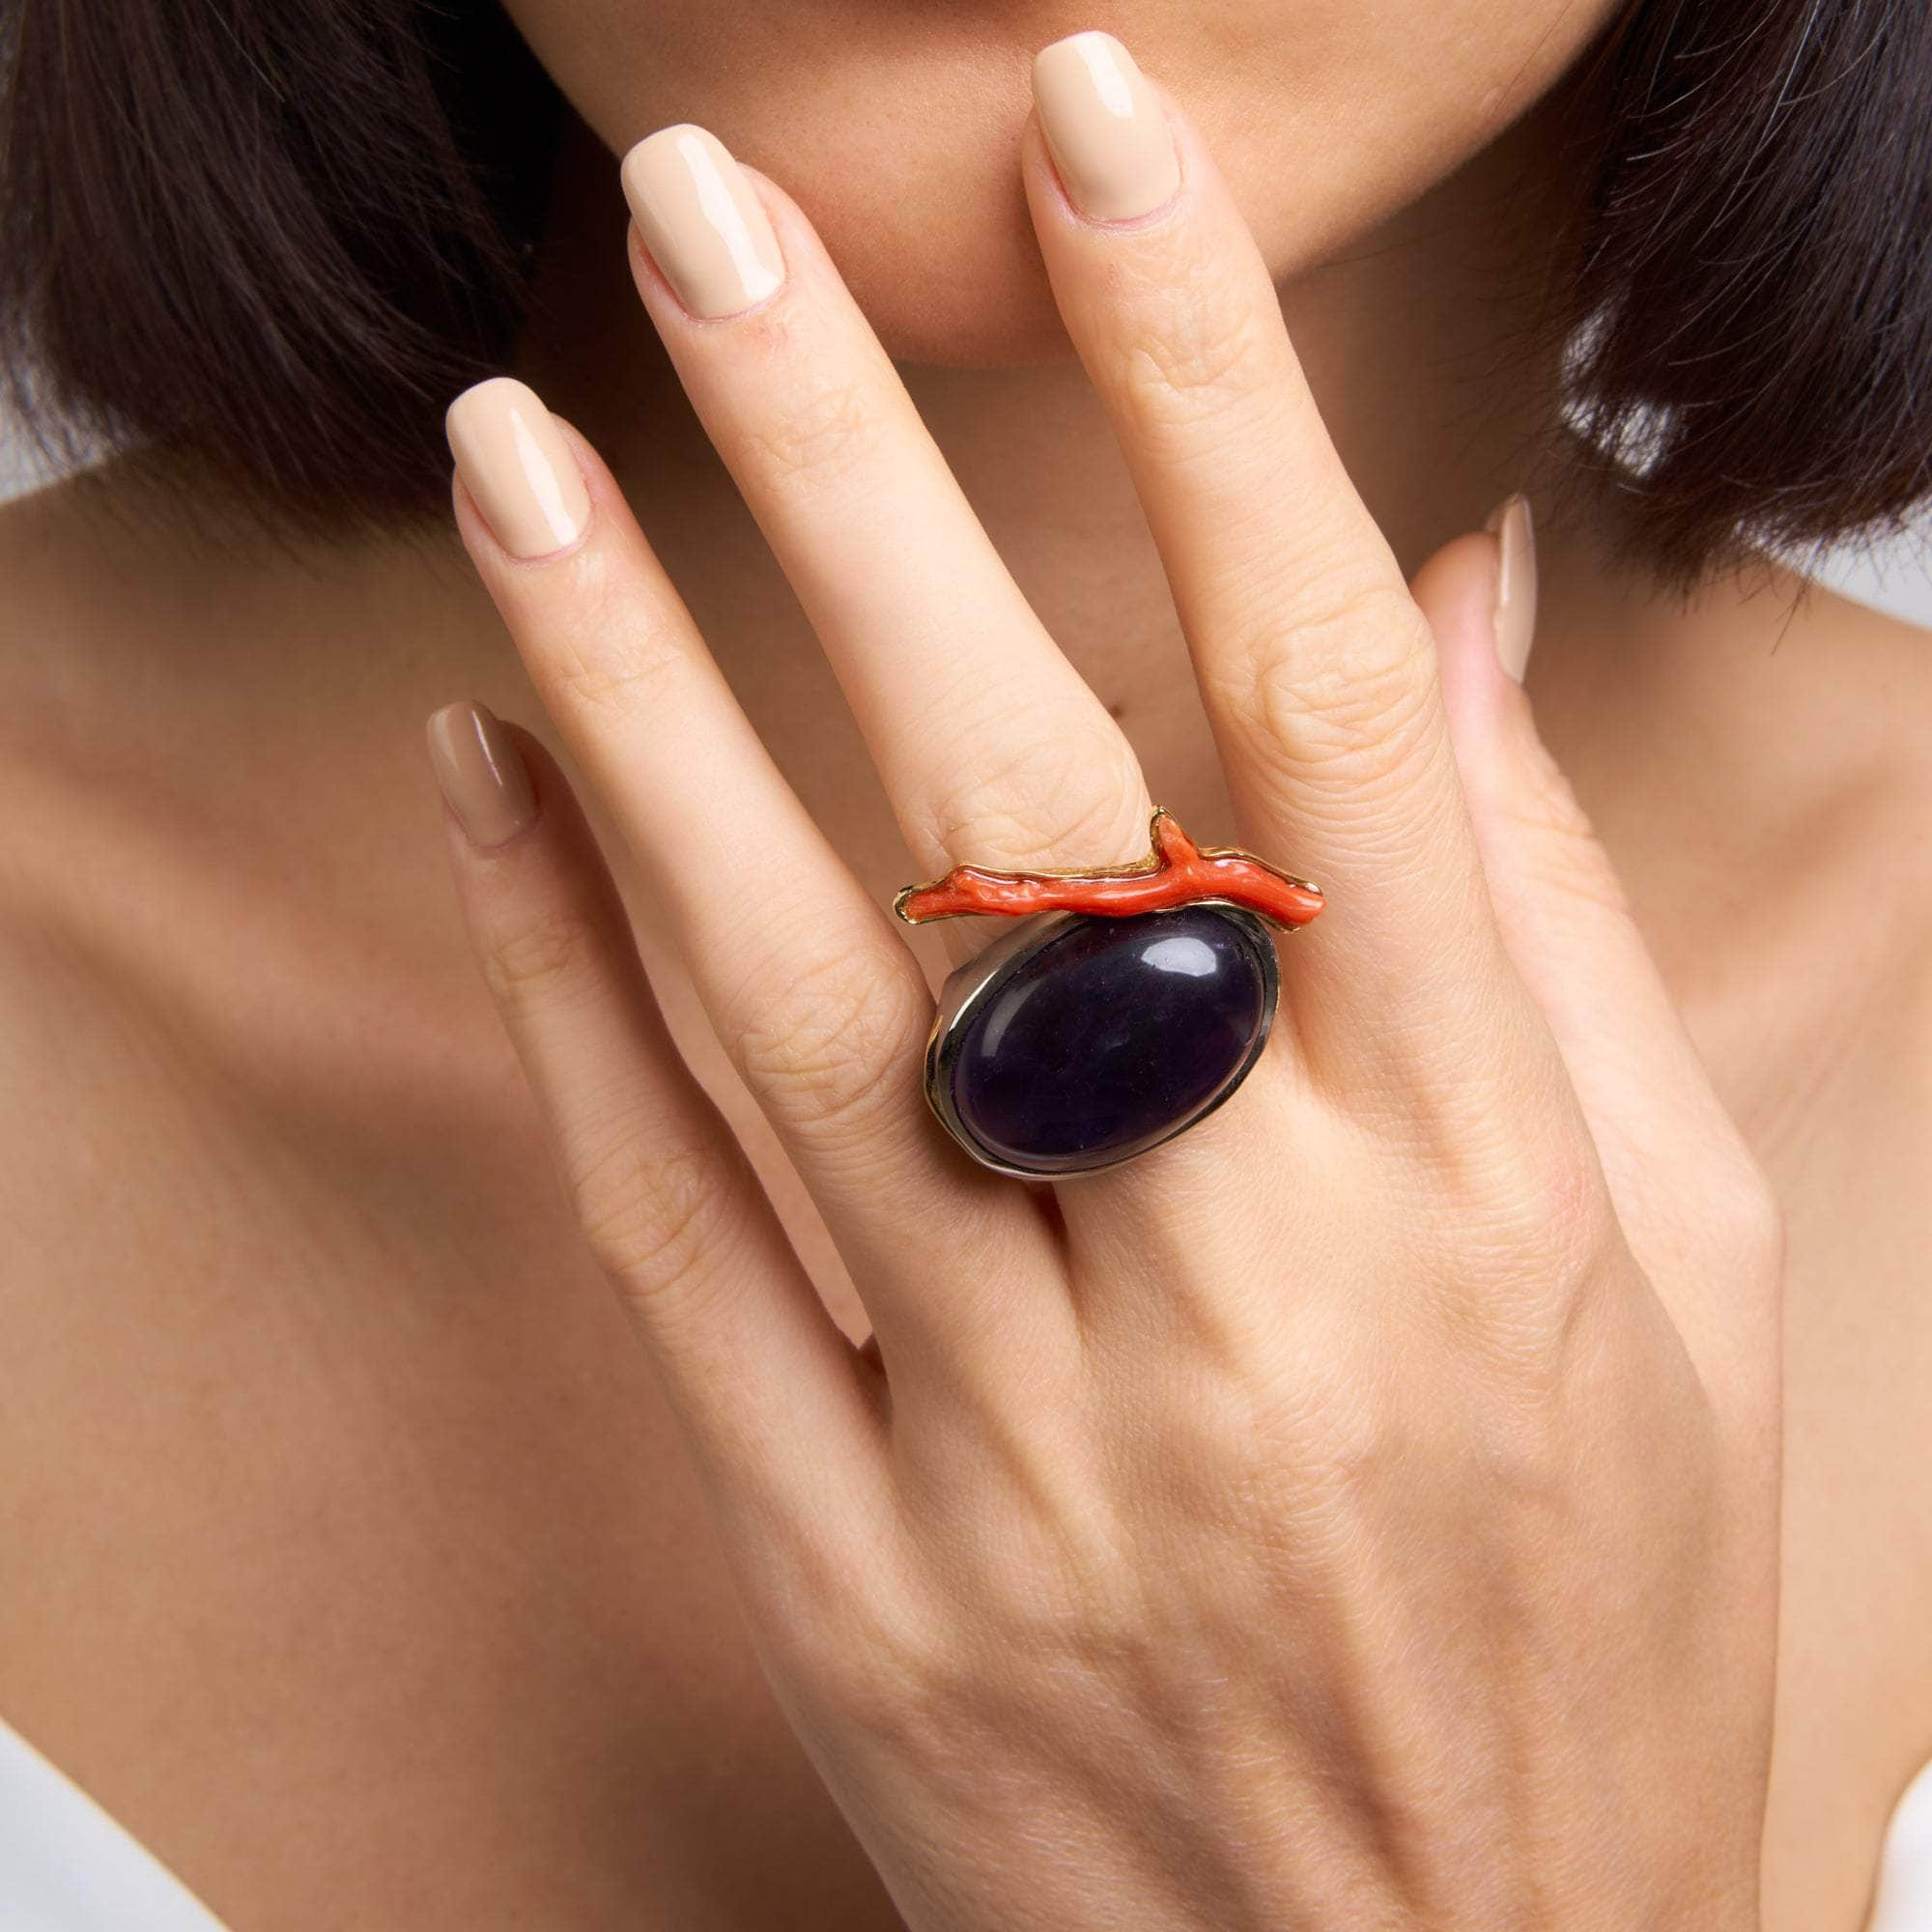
<box><xmin>895</xmin><ymin>808</ymin><xmax>1323</xmax><ymax>1178</ymax></box>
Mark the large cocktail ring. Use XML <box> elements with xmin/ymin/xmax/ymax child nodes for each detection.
<box><xmin>894</xmin><ymin>808</ymin><xmax>1323</xmax><ymax>1179</ymax></box>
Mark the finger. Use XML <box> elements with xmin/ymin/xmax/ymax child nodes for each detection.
<box><xmin>424</xmin><ymin>702</ymin><xmax>890</xmax><ymax>1543</ymax></box>
<box><xmin>442</xmin><ymin>380</ymin><xmax>1070</xmax><ymax>1389</ymax></box>
<box><xmin>1021</xmin><ymin>32</ymin><xmax>1526</xmax><ymax>1089</ymax></box>
<box><xmin>1417</xmin><ymin>505</ymin><xmax>1782</xmax><ymax>1404</ymax></box>
<box><xmin>613</xmin><ymin>121</ymin><xmax>1338</xmax><ymax>1282</ymax></box>
<box><xmin>618</xmin><ymin>123</ymin><xmax>1154</xmax><ymax>969</ymax></box>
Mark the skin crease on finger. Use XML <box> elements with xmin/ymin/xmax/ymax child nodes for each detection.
<box><xmin>0</xmin><ymin>0</ymin><xmax>1929</xmax><ymax>1928</ymax></box>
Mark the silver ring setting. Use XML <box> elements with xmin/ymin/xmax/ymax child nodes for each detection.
<box><xmin>920</xmin><ymin>901</ymin><xmax>1282</xmax><ymax>1179</ymax></box>
<box><xmin>894</xmin><ymin>807</ymin><xmax>1321</xmax><ymax>1181</ymax></box>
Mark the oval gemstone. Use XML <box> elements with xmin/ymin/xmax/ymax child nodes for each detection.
<box><xmin>943</xmin><ymin>906</ymin><xmax>1275</xmax><ymax>1175</ymax></box>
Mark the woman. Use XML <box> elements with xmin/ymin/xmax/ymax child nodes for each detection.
<box><xmin>0</xmin><ymin>0</ymin><xmax>1927</xmax><ymax>1925</ymax></box>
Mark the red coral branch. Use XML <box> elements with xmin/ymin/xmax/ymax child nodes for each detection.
<box><xmin>894</xmin><ymin>807</ymin><xmax>1324</xmax><ymax>930</ymax></box>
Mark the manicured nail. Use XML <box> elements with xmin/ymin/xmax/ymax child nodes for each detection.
<box><xmin>1484</xmin><ymin>493</ymin><xmax>1538</xmax><ymax>683</ymax></box>
<box><xmin>425</xmin><ymin>700</ymin><xmax>538</xmax><ymax>848</ymax></box>
<box><xmin>445</xmin><ymin>377</ymin><xmax>589</xmax><ymax>559</ymax></box>
<box><xmin>1033</xmin><ymin>31</ymin><xmax>1180</xmax><ymax>222</ymax></box>
<box><xmin>621</xmin><ymin>123</ymin><xmax>785</xmax><ymax>319</ymax></box>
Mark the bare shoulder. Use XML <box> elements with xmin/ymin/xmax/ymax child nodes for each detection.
<box><xmin>0</xmin><ymin>470</ymin><xmax>95</xmax><ymax>681</ymax></box>
<box><xmin>0</xmin><ymin>858</ymin><xmax>160</xmax><ymax>1285</ymax></box>
<box><xmin>0</xmin><ymin>462</ymin><xmax>173</xmax><ymax>937</ymax></box>
<box><xmin>1727</xmin><ymin>566</ymin><xmax>1932</xmax><ymax>1218</ymax></box>
<box><xmin>1796</xmin><ymin>574</ymin><xmax>1932</xmax><ymax>1023</ymax></box>
<box><xmin>0</xmin><ymin>461</ymin><xmax>191</xmax><ymax>762</ymax></box>
<box><xmin>0</xmin><ymin>456</ymin><xmax>176</xmax><ymax>608</ymax></box>
<box><xmin>1801</xmin><ymin>571</ymin><xmax>1932</xmax><ymax>768</ymax></box>
<box><xmin>1738</xmin><ymin>568</ymin><xmax>1932</xmax><ymax>1932</ymax></box>
<box><xmin>0</xmin><ymin>462</ymin><xmax>286</xmax><ymax>1260</ymax></box>
<box><xmin>1718</xmin><ymin>566</ymin><xmax>1932</xmax><ymax>989</ymax></box>
<box><xmin>4</xmin><ymin>443</ymin><xmax>268</xmax><ymax>620</ymax></box>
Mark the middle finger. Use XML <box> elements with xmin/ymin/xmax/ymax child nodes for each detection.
<box><xmin>1021</xmin><ymin>32</ymin><xmax>1536</xmax><ymax>1098</ymax></box>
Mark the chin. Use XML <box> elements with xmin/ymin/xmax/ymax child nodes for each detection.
<box><xmin>517</xmin><ymin>5</ymin><xmax>1599</xmax><ymax>369</ymax></box>
<box><xmin>593</xmin><ymin>27</ymin><xmax>1101</xmax><ymax>368</ymax></box>
<box><xmin>764</xmin><ymin>152</ymin><xmax>1078</xmax><ymax>368</ymax></box>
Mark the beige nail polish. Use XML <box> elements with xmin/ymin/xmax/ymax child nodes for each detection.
<box><xmin>1033</xmin><ymin>31</ymin><xmax>1180</xmax><ymax>222</ymax></box>
<box><xmin>621</xmin><ymin>123</ymin><xmax>785</xmax><ymax>319</ymax></box>
<box><xmin>445</xmin><ymin>377</ymin><xmax>589</xmax><ymax>559</ymax></box>
<box><xmin>425</xmin><ymin>700</ymin><xmax>538</xmax><ymax>848</ymax></box>
<box><xmin>1484</xmin><ymin>494</ymin><xmax>1538</xmax><ymax>683</ymax></box>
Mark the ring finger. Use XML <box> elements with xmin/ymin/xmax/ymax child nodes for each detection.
<box><xmin>617</xmin><ymin>122</ymin><xmax>1159</xmax><ymax>972</ymax></box>
<box><xmin>614</xmin><ymin>126</ymin><xmax>1325</xmax><ymax>1243</ymax></box>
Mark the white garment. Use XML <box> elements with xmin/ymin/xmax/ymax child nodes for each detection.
<box><xmin>0</xmin><ymin>1719</ymin><xmax>226</xmax><ymax>1932</ymax></box>
<box><xmin>1871</xmin><ymin>1753</ymin><xmax>1932</xmax><ymax>1932</ymax></box>
<box><xmin>3</xmin><ymin>1710</ymin><xmax>1930</xmax><ymax>1929</ymax></box>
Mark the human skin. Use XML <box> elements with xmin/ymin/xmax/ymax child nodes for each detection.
<box><xmin>436</xmin><ymin>32</ymin><xmax>1788</xmax><ymax>1924</ymax></box>
<box><xmin>0</xmin><ymin>6</ymin><xmax>1928</xmax><ymax>1932</ymax></box>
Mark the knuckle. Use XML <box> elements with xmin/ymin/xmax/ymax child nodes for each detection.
<box><xmin>1426</xmin><ymin>1124</ymin><xmax>1617</xmax><ymax>1354</ymax></box>
<box><xmin>745</xmin><ymin>371</ymin><xmax>890</xmax><ymax>494</ymax></box>
<box><xmin>758</xmin><ymin>1545</ymin><xmax>950</xmax><ymax>1745</ymax></box>
<box><xmin>520</xmin><ymin>548</ymin><xmax>692</xmax><ymax>721</ymax></box>
<box><xmin>1231</xmin><ymin>1312</ymin><xmax>1411</xmax><ymax>1538</ymax></box>
<box><xmin>1270</xmin><ymin>1280</ymin><xmax>1580</xmax><ymax>1522</ymax></box>
<box><xmin>545</xmin><ymin>610</ymin><xmax>689</xmax><ymax>721</ymax></box>
<box><xmin>1502</xmin><ymin>1129</ymin><xmax>1617</xmax><ymax>1279</ymax></box>
<box><xmin>482</xmin><ymin>904</ymin><xmax>598</xmax><ymax>1011</ymax></box>
<box><xmin>726</xmin><ymin>948</ymin><xmax>930</xmax><ymax>1138</ymax></box>
<box><xmin>1508</xmin><ymin>749</ymin><xmax>1595</xmax><ymax>843</ymax></box>
<box><xmin>1220</xmin><ymin>583</ymin><xmax>1441</xmax><ymax>797</ymax></box>
<box><xmin>1108</xmin><ymin>268</ymin><xmax>1283</xmax><ymax>444</ymax></box>
<box><xmin>797</xmin><ymin>1614</ymin><xmax>947</xmax><ymax>1756</ymax></box>
<box><xmin>565</xmin><ymin>1122</ymin><xmax>739</xmax><ymax>1302</ymax></box>
<box><xmin>920</xmin><ymin>724</ymin><xmax>1149</xmax><ymax>874</ymax></box>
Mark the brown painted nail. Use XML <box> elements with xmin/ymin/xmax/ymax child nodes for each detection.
<box><xmin>425</xmin><ymin>700</ymin><xmax>538</xmax><ymax>848</ymax></box>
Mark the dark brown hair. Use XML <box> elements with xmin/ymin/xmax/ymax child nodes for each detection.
<box><xmin>1</xmin><ymin>0</ymin><xmax>1928</xmax><ymax>582</ymax></box>
<box><xmin>0</xmin><ymin>1</ymin><xmax>560</xmax><ymax>531</ymax></box>
<box><xmin>1567</xmin><ymin>0</ymin><xmax>1932</xmax><ymax>581</ymax></box>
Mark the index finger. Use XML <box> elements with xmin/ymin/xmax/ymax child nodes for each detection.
<box><xmin>1024</xmin><ymin>31</ymin><xmax>1528</xmax><ymax>1088</ymax></box>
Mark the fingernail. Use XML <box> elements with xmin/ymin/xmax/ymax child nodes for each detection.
<box><xmin>1484</xmin><ymin>493</ymin><xmax>1538</xmax><ymax>683</ymax></box>
<box><xmin>425</xmin><ymin>700</ymin><xmax>538</xmax><ymax>848</ymax></box>
<box><xmin>621</xmin><ymin>123</ymin><xmax>785</xmax><ymax>319</ymax></box>
<box><xmin>1032</xmin><ymin>31</ymin><xmax>1180</xmax><ymax>223</ymax></box>
<box><xmin>445</xmin><ymin>377</ymin><xmax>589</xmax><ymax>560</ymax></box>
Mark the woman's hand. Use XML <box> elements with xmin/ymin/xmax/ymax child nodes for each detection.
<box><xmin>426</xmin><ymin>30</ymin><xmax>1782</xmax><ymax>1928</ymax></box>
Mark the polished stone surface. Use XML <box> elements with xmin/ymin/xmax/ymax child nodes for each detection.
<box><xmin>945</xmin><ymin>906</ymin><xmax>1274</xmax><ymax>1174</ymax></box>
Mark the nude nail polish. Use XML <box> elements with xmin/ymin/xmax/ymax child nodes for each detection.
<box><xmin>621</xmin><ymin>123</ymin><xmax>785</xmax><ymax>319</ymax></box>
<box><xmin>1032</xmin><ymin>31</ymin><xmax>1180</xmax><ymax>222</ymax></box>
<box><xmin>1485</xmin><ymin>494</ymin><xmax>1538</xmax><ymax>684</ymax></box>
<box><xmin>445</xmin><ymin>377</ymin><xmax>589</xmax><ymax>559</ymax></box>
<box><xmin>426</xmin><ymin>700</ymin><xmax>538</xmax><ymax>848</ymax></box>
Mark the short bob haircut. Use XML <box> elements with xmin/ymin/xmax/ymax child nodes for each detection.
<box><xmin>1</xmin><ymin>0</ymin><xmax>1928</xmax><ymax>587</ymax></box>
